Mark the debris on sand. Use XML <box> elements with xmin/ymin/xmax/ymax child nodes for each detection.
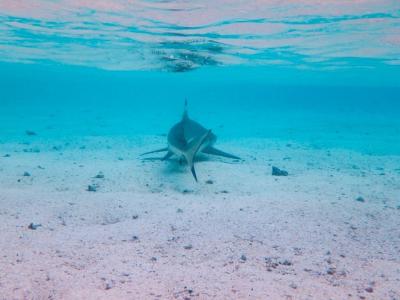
<box><xmin>23</xmin><ymin>171</ymin><xmax>31</xmax><ymax>177</ymax></box>
<box><xmin>205</xmin><ymin>179</ymin><xmax>214</xmax><ymax>184</ymax></box>
<box><xmin>272</xmin><ymin>166</ymin><xmax>288</xmax><ymax>176</ymax></box>
<box><xmin>184</xmin><ymin>244</ymin><xmax>193</xmax><ymax>250</ymax></box>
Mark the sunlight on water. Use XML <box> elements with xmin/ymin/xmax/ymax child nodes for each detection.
<box><xmin>1</xmin><ymin>0</ymin><xmax>400</xmax><ymax>71</ymax></box>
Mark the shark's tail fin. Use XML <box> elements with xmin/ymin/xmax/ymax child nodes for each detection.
<box><xmin>182</xmin><ymin>99</ymin><xmax>189</xmax><ymax>121</ymax></box>
<box><xmin>184</xmin><ymin>129</ymin><xmax>211</xmax><ymax>182</ymax></box>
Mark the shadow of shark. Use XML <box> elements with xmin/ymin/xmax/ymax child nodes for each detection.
<box><xmin>141</xmin><ymin>101</ymin><xmax>240</xmax><ymax>181</ymax></box>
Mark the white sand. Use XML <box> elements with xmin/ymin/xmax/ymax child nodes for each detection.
<box><xmin>0</xmin><ymin>136</ymin><xmax>399</xmax><ymax>299</ymax></box>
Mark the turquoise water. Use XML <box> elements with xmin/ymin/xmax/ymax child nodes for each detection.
<box><xmin>2</xmin><ymin>3</ymin><xmax>400</xmax><ymax>297</ymax></box>
<box><xmin>1</xmin><ymin>1</ymin><xmax>400</xmax><ymax>155</ymax></box>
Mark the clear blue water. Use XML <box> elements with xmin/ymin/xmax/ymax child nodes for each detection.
<box><xmin>1</xmin><ymin>1</ymin><xmax>400</xmax><ymax>155</ymax></box>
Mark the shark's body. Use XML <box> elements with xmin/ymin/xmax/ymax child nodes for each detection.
<box><xmin>141</xmin><ymin>101</ymin><xmax>240</xmax><ymax>181</ymax></box>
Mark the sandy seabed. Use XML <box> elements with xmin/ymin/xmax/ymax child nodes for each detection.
<box><xmin>0</xmin><ymin>135</ymin><xmax>399</xmax><ymax>300</ymax></box>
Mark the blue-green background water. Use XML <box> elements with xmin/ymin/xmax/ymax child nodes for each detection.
<box><xmin>1</xmin><ymin>1</ymin><xmax>400</xmax><ymax>156</ymax></box>
<box><xmin>1</xmin><ymin>61</ymin><xmax>399</xmax><ymax>156</ymax></box>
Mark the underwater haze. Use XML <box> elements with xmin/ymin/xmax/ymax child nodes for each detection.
<box><xmin>1</xmin><ymin>0</ymin><xmax>400</xmax><ymax>155</ymax></box>
<box><xmin>1</xmin><ymin>1</ymin><xmax>400</xmax><ymax>299</ymax></box>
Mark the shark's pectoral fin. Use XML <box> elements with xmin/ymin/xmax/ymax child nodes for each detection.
<box><xmin>162</xmin><ymin>151</ymin><xmax>174</xmax><ymax>161</ymax></box>
<box><xmin>184</xmin><ymin>130</ymin><xmax>212</xmax><ymax>182</ymax></box>
<box><xmin>140</xmin><ymin>147</ymin><xmax>168</xmax><ymax>156</ymax></box>
<box><xmin>190</xmin><ymin>165</ymin><xmax>198</xmax><ymax>182</ymax></box>
<box><xmin>202</xmin><ymin>146</ymin><xmax>240</xmax><ymax>160</ymax></box>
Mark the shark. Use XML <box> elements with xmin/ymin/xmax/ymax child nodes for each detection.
<box><xmin>141</xmin><ymin>101</ymin><xmax>240</xmax><ymax>181</ymax></box>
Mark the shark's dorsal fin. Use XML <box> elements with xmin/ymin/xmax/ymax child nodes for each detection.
<box><xmin>182</xmin><ymin>99</ymin><xmax>189</xmax><ymax>121</ymax></box>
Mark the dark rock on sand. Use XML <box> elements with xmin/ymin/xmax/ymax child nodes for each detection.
<box><xmin>205</xmin><ymin>179</ymin><xmax>214</xmax><ymax>184</ymax></box>
<box><xmin>105</xmin><ymin>282</ymin><xmax>113</xmax><ymax>290</ymax></box>
<box><xmin>28</xmin><ymin>223</ymin><xmax>42</xmax><ymax>230</ymax></box>
<box><xmin>356</xmin><ymin>196</ymin><xmax>365</xmax><ymax>203</ymax></box>
<box><xmin>87</xmin><ymin>184</ymin><xmax>97</xmax><ymax>192</ymax></box>
<box><xmin>23</xmin><ymin>172</ymin><xmax>31</xmax><ymax>177</ymax></box>
<box><xmin>327</xmin><ymin>267</ymin><xmax>336</xmax><ymax>275</ymax></box>
<box><xmin>23</xmin><ymin>148</ymin><xmax>40</xmax><ymax>153</ymax></box>
<box><xmin>279</xmin><ymin>259</ymin><xmax>292</xmax><ymax>266</ymax></box>
<box><xmin>264</xmin><ymin>257</ymin><xmax>279</xmax><ymax>271</ymax></box>
<box><xmin>272</xmin><ymin>166</ymin><xmax>288</xmax><ymax>176</ymax></box>
<box><xmin>94</xmin><ymin>172</ymin><xmax>105</xmax><ymax>179</ymax></box>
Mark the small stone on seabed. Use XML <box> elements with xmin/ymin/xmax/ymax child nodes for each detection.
<box><xmin>28</xmin><ymin>223</ymin><xmax>41</xmax><ymax>230</ymax></box>
<box><xmin>94</xmin><ymin>172</ymin><xmax>104</xmax><ymax>179</ymax></box>
<box><xmin>356</xmin><ymin>196</ymin><xmax>365</xmax><ymax>202</ymax></box>
<box><xmin>365</xmin><ymin>287</ymin><xmax>373</xmax><ymax>293</ymax></box>
<box><xmin>87</xmin><ymin>184</ymin><xmax>97</xmax><ymax>192</ymax></box>
<box><xmin>23</xmin><ymin>172</ymin><xmax>31</xmax><ymax>177</ymax></box>
<box><xmin>184</xmin><ymin>244</ymin><xmax>193</xmax><ymax>250</ymax></box>
<box><xmin>327</xmin><ymin>267</ymin><xmax>336</xmax><ymax>275</ymax></box>
<box><xmin>272</xmin><ymin>166</ymin><xmax>288</xmax><ymax>176</ymax></box>
<box><xmin>205</xmin><ymin>179</ymin><xmax>214</xmax><ymax>184</ymax></box>
<box><xmin>240</xmin><ymin>254</ymin><xmax>247</xmax><ymax>262</ymax></box>
<box><xmin>105</xmin><ymin>282</ymin><xmax>113</xmax><ymax>290</ymax></box>
<box><xmin>280</xmin><ymin>259</ymin><xmax>292</xmax><ymax>266</ymax></box>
